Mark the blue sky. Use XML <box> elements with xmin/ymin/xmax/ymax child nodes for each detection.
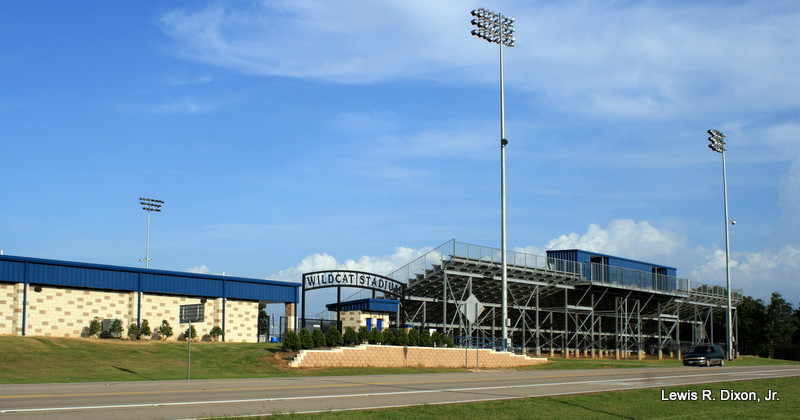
<box><xmin>2</xmin><ymin>1</ymin><xmax>799</xmax><ymax>316</ymax></box>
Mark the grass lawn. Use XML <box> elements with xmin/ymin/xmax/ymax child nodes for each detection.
<box><xmin>0</xmin><ymin>335</ymin><xmax>797</xmax><ymax>384</ymax></box>
<box><xmin>258</xmin><ymin>377</ymin><xmax>800</xmax><ymax>419</ymax></box>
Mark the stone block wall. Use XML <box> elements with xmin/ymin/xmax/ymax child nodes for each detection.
<box><xmin>0</xmin><ymin>282</ymin><xmax>260</xmax><ymax>342</ymax></box>
<box><xmin>290</xmin><ymin>344</ymin><xmax>548</xmax><ymax>369</ymax></box>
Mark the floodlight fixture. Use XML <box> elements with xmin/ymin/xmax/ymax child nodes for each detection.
<box><xmin>706</xmin><ymin>129</ymin><xmax>733</xmax><ymax>361</ymax></box>
<box><xmin>470</xmin><ymin>8</ymin><xmax>516</xmax><ymax>350</ymax></box>
<box><xmin>139</xmin><ymin>197</ymin><xmax>164</xmax><ymax>269</ymax></box>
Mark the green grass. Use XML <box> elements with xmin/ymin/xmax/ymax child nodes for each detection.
<box><xmin>257</xmin><ymin>377</ymin><xmax>800</xmax><ymax>419</ymax></box>
<box><xmin>0</xmin><ymin>336</ymin><xmax>797</xmax><ymax>384</ymax></box>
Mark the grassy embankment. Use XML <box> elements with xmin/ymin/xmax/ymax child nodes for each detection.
<box><xmin>0</xmin><ymin>335</ymin><xmax>797</xmax><ymax>384</ymax></box>
<box><xmin>263</xmin><ymin>377</ymin><xmax>800</xmax><ymax>419</ymax></box>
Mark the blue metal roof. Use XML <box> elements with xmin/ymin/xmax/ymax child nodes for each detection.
<box><xmin>325</xmin><ymin>298</ymin><xmax>399</xmax><ymax>313</ymax></box>
<box><xmin>0</xmin><ymin>254</ymin><xmax>299</xmax><ymax>303</ymax></box>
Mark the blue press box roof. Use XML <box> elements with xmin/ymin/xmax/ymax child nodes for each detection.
<box><xmin>325</xmin><ymin>298</ymin><xmax>400</xmax><ymax>313</ymax></box>
<box><xmin>0</xmin><ymin>254</ymin><xmax>300</xmax><ymax>303</ymax></box>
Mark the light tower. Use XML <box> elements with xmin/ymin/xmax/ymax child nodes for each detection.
<box><xmin>707</xmin><ymin>129</ymin><xmax>734</xmax><ymax>360</ymax></box>
<box><xmin>139</xmin><ymin>197</ymin><xmax>164</xmax><ymax>269</ymax></box>
<box><xmin>470</xmin><ymin>8</ymin><xmax>515</xmax><ymax>349</ymax></box>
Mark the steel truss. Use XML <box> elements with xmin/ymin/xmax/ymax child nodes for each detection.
<box><xmin>390</xmin><ymin>240</ymin><xmax>742</xmax><ymax>357</ymax></box>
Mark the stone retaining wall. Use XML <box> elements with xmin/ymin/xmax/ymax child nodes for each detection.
<box><xmin>290</xmin><ymin>344</ymin><xmax>548</xmax><ymax>368</ymax></box>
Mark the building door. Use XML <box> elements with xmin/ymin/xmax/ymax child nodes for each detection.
<box><xmin>366</xmin><ymin>318</ymin><xmax>372</xmax><ymax>331</ymax></box>
<box><xmin>377</xmin><ymin>318</ymin><xmax>383</xmax><ymax>331</ymax></box>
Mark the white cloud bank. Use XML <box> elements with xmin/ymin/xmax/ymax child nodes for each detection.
<box><xmin>271</xmin><ymin>219</ymin><xmax>799</xmax><ymax>315</ymax></box>
<box><xmin>158</xmin><ymin>1</ymin><xmax>800</xmax><ymax>118</ymax></box>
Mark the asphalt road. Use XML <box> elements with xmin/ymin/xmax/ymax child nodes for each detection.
<box><xmin>1</xmin><ymin>365</ymin><xmax>798</xmax><ymax>419</ymax></box>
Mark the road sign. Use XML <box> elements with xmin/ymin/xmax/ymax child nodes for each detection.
<box><xmin>460</xmin><ymin>294</ymin><xmax>484</xmax><ymax>324</ymax></box>
<box><xmin>180</xmin><ymin>304</ymin><xmax>204</xmax><ymax>323</ymax></box>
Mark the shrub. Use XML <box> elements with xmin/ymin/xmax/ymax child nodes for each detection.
<box><xmin>139</xmin><ymin>319</ymin><xmax>152</xmax><ymax>339</ymax></box>
<box><xmin>312</xmin><ymin>328</ymin><xmax>327</xmax><ymax>347</ymax></box>
<box><xmin>408</xmin><ymin>329</ymin><xmax>420</xmax><ymax>346</ymax></box>
<box><xmin>184</xmin><ymin>325</ymin><xmax>197</xmax><ymax>341</ymax></box>
<box><xmin>109</xmin><ymin>319</ymin><xmax>123</xmax><ymax>339</ymax></box>
<box><xmin>127</xmin><ymin>323</ymin><xmax>140</xmax><ymax>340</ymax></box>
<box><xmin>395</xmin><ymin>329</ymin><xmax>409</xmax><ymax>346</ymax></box>
<box><xmin>283</xmin><ymin>330</ymin><xmax>300</xmax><ymax>351</ymax></box>
<box><xmin>343</xmin><ymin>327</ymin><xmax>359</xmax><ymax>346</ymax></box>
<box><xmin>299</xmin><ymin>328</ymin><xmax>314</xmax><ymax>349</ymax></box>
<box><xmin>432</xmin><ymin>331</ymin><xmax>444</xmax><ymax>347</ymax></box>
<box><xmin>419</xmin><ymin>329</ymin><xmax>433</xmax><ymax>347</ymax></box>
<box><xmin>87</xmin><ymin>317</ymin><xmax>101</xmax><ymax>338</ymax></box>
<box><xmin>358</xmin><ymin>326</ymin><xmax>370</xmax><ymax>344</ymax></box>
<box><xmin>158</xmin><ymin>320</ymin><xmax>173</xmax><ymax>340</ymax></box>
<box><xmin>326</xmin><ymin>327</ymin><xmax>343</xmax><ymax>347</ymax></box>
<box><xmin>382</xmin><ymin>329</ymin><xmax>395</xmax><ymax>345</ymax></box>
<box><xmin>443</xmin><ymin>333</ymin><xmax>455</xmax><ymax>348</ymax></box>
<box><xmin>370</xmin><ymin>328</ymin><xmax>383</xmax><ymax>344</ymax></box>
<box><xmin>209</xmin><ymin>326</ymin><xmax>223</xmax><ymax>341</ymax></box>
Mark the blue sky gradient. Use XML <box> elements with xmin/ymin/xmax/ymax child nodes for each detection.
<box><xmin>2</xmin><ymin>1</ymin><xmax>799</xmax><ymax>315</ymax></box>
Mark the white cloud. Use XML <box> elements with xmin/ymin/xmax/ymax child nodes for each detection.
<box><xmin>543</xmin><ymin>219</ymin><xmax>687</xmax><ymax>263</ymax></box>
<box><xmin>777</xmin><ymin>157</ymin><xmax>800</xmax><ymax>240</ymax></box>
<box><xmin>271</xmin><ymin>246</ymin><xmax>431</xmax><ymax>317</ymax></box>
<box><xmin>158</xmin><ymin>1</ymin><xmax>800</xmax><ymax>119</ymax></box>
<box><xmin>186</xmin><ymin>264</ymin><xmax>212</xmax><ymax>274</ymax></box>
<box><xmin>691</xmin><ymin>245</ymin><xmax>800</xmax><ymax>304</ymax></box>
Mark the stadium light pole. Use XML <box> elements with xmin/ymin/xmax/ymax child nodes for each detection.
<box><xmin>470</xmin><ymin>8</ymin><xmax>515</xmax><ymax>350</ymax></box>
<box><xmin>139</xmin><ymin>197</ymin><xmax>164</xmax><ymax>269</ymax></box>
<box><xmin>707</xmin><ymin>129</ymin><xmax>734</xmax><ymax>361</ymax></box>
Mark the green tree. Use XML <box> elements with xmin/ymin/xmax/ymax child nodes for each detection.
<box><xmin>158</xmin><ymin>320</ymin><xmax>173</xmax><ymax>340</ymax></box>
<box><xmin>738</xmin><ymin>296</ymin><xmax>767</xmax><ymax>356</ymax></box>
<box><xmin>432</xmin><ymin>331</ymin><xmax>444</xmax><ymax>347</ymax></box>
<box><xmin>87</xmin><ymin>317</ymin><xmax>101</xmax><ymax>338</ymax></box>
<box><xmin>358</xmin><ymin>326</ymin><xmax>370</xmax><ymax>344</ymax></box>
<box><xmin>299</xmin><ymin>328</ymin><xmax>314</xmax><ymax>349</ymax></box>
<box><xmin>127</xmin><ymin>323</ymin><xmax>140</xmax><ymax>340</ymax></box>
<box><xmin>283</xmin><ymin>330</ymin><xmax>301</xmax><ymax>351</ymax></box>
<box><xmin>395</xmin><ymin>329</ymin><xmax>409</xmax><ymax>346</ymax></box>
<box><xmin>382</xmin><ymin>329</ymin><xmax>395</xmax><ymax>345</ymax></box>
<box><xmin>139</xmin><ymin>319</ymin><xmax>152</xmax><ymax>339</ymax></box>
<box><xmin>312</xmin><ymin>328</ymin><xmax>327</xmax><ymax>347</ymax></box>
<box><xmin>419</xmin><ymin>329</ymin><xmax>433</xmax><ymax>347</ymax></box>
<box><xmin>408</xmin><ymin>329</ymin><xmax>420</xmax><ymax>346</ymax></box>
<box><xmin>326</xmin><ymin>327</ymin><xmax>343</xmax><ymax>347</ymax></box>
<box><xmin>443</xmin><ymin>333</ymin><xmax>455</xmax><ymax>348</ymax></box>
<box><xmin>109</xmin><ymin>319</ymin><xmax>123</xmax><ymax>339</ymax></box>
<box><xmin>184</xmin><ymin>325</ymin><xmax>197</xmax><ymax>341</ymax></box>
<box><xmin>258</xmin><ymin>303</ymin><xmax>269</xmax><ymax>337</ymax></box>
<box><xmin>766</xmin><ymin>292</ymin><xmax>798</xmax><ymax>358</ymax></box>
<box><xmin>209</xmin><ymin>326</ymin><xmax>223</xmax><ymax>342</ymax></box>
<box><xmin>369</xmin><ymin>328</ymin><xmax>384</xmax><ymax>344</ymax></box>
<box><xmin>343</xmin><ymin>327</ymin><xmax>359</xmax><ymax>346</ymax></box>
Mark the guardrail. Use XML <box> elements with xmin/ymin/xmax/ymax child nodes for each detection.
<box><xmin>390</xmin><ymin>239</ymin><xmax>740</xmax><ymax>301</ymax></box>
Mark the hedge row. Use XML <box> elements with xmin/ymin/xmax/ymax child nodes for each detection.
<box><xmin>282</xmin><ymin>326</ymin><xmax>455</xmax><ymax>351</ymax></box>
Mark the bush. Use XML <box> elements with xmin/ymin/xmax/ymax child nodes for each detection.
<box><xmin>299</xmin><ymin>328</ymin><xmax>314</xmax><ymax>349</ymax></box>
<box><xmin>139</xmin><ymin>319</ymin><xmax>152</xmax><ymax>339</ymax></box>
<box><xmin>127</xmin><ymin>323</ymin><xmax>140</xmax><ymax>340</ymax></box>
<box><xmin>109</xmin><ymin>319</ymin><xmax>123</xmax><ymax>339</ymax></box>
<box><xmin>343</xmin><ymin>327</ymin><xmax>359</xmax><ymax>346</ymax></box>
<box><xmin>158</xmin><ymin>320</ymin><xmax>173</xmax><ymax>340</ymax></box>
<box><xmin>419</xmin><ymin>329</ymin><xmax>433</xmax><ymax>347</ymax></box>
<box><xmin>326</xmin><ymin>327</ymin><xmax>343</xmax><ymax>347</ymax></box>
<box><xmin>87</xmin><ymin>317</ymin><xmax>101</xmax><ymax>338</ymax></box>
<box><xmin>209</xmin><ymin>326</ymin><xmax>223</xmax><ymax>341</ymax></box>
<box><xmin>184</xmin><ymin>325</ymin><xmax>197</xmax><ymax>341</ymax></box>
<box><xmin>432</xmin><ymin>331</ymin><xmax>444</xmax><ymax>347</ymax></box>
<box><xmin>382</xmin><ymin>329</ymin><xmax>395</xmax><ymax>345</ymax></box>
<box><xmin>369</xmin><ymin>328</ymin><xmax>383</xmax><ymax>344</ymax></box>
<box><xmin>358</xmin><ymin>326</ymin><xmax>370</xmax><ymax>344</ymax></box>
<box><xmin>443</xmin><ymin>333</ymin><xmax>455</xmax><ymax>348</ymax></box>
<box><xmin>408</xmin><ymin>329</ymin><xmax>420</xmax><ymax>346</ymax></box>
<box><xmin>395</xmin><ymin>329</ymin><xmax>409</xmax><ymax>346</ymax></box>
<box><xmin>312</xmin><ymin>328</ymin><xmax>327</xmax><ymax>347</ymax></box>
<box><xmin>283</xmin><ymin>330</ymin><xmax>300</xmax><ymax>351</ymax></box>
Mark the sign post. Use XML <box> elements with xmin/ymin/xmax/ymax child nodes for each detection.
<box><xmin>180</xmin><ymin>304</ymin><xmax>204</xmax><ymax>380</ymax></box>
